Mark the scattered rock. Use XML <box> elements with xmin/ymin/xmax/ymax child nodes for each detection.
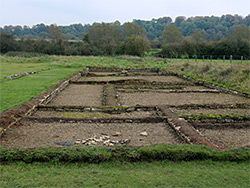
<box><xmin>52</xmin><ymin>135</ymin><xmax>59</xmax><ymax>138</ymax></box>
<box><xmin>140</xmin><ymin>132</ymin><xmax>148</xmax><ymax>136</ymax></box>
<box><xmin>75</xmin><ymin>139</ymin><xmax>82</xmax><ymax>144</ymax></box>
<box><xmin>112</xmin><ymin>132</ymin><xmax>121</xmax><ymax>136</ymax></box>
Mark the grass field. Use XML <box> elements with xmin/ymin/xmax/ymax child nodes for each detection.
<box><xmin>1</xmin><ymin>160</ymin><xmax>249</xmax><ymax>187</ymax></box>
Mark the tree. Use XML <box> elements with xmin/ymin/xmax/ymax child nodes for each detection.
<box><xmin>0</xmin><ymin>32</ymin><xmax>18</xmax><ymax>53</ymax></box>
<box><xmin>87</xmin><ymin>23</ymin><xmax>122</xmax><ymax>55</ymax></box>
<box><xmin>191</xmin><ymin>29</ymin><xmax>207</xmax><ymax>43</ymax></box>
<box><xmin>175</xmin><ymin>16</ymin><xmax>186</xmax><ymax>27</ymax></box>
<box><xmin>162</xmin><ymin>24</ymin><xmax>183</xmax><ymax>44</ymax></box>
<box><xmin>123</xmin><ymin>35</ymin><xmax>150</xmax><ymax>57</ymax></box>
<box><xmin>123</xmin><ymin>22</ymin><xmax>147</xmax><ymax>38</ymax></box>
<box><xmin>47</xmin><ymin>24</ymin><xmax>65</xmax><ymax>41</ymax></box>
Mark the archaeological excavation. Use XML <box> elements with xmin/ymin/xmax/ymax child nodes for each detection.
<box><xmin>1</xmin><ymin>67</ymin><xmax>250</xmax><ymax>150</ymax></box>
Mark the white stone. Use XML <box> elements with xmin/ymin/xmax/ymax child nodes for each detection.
<box><xmin>112</xmin><ymin>132</ymin><xmax>121</xmax><ymax>136</ymax></box>
<box><xmin>140</xmin><ymin>132</ymin><xmax>148</xmax><ymax>136</ymax></box>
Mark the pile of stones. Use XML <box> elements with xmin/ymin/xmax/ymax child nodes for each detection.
<box><xmin>5</xmin><ymin>68</ymin><xmax>51</xmax><ymax>80</ymax></box>
<box><xmin>75</xmin><ymin>132</ymin><xmax>131</xmax><ymax>146</ymax></box>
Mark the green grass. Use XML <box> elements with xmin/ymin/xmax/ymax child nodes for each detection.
<box><xmin>0</xmin><ymin>160</ymin><xmax>249</xmax><ymax>187</ymax></box>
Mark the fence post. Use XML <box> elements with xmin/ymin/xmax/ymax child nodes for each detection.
<box><xmin>223</xmin><ymin>55</ymin><xmax>225</xmax><ymax>63</ymax></box>
<box><xmin>210</xmin><ymin>55</ymin><xmax>212</xmax><ymax>62</ymax></box>
<box><xmin>241</xmin><ymin>56</ymin><xmax>243</xmax><ymax>63</ymax></box>
<box><xmin>230</xmin><ymin>55</ymin><xmax>232</xmax><ymax>64</ymax></box>
<box><xmin>203</xmin><ymin>55</ymin><xmax>205</xmax><ymax>62</ymax></box>
<box><xmin>187</xmin><ymin>56</ymin><xmax>189</xmax><ymax>62</ymax></box>
<box><xmin>195</xmin><ymin>56</ymin><xmax>197</xmax><ymax>62</ymax></box>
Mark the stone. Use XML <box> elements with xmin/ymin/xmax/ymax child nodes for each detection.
<box><xmin>55</xmin><ymin>142</ymin><xmax>75</xmax><ymax>146</ymax></box>
<box><xmin>52</xmin><ymin>135</ymin><xmax>60</xmax><ymax>138</ymax></box>
<box><xmin>75</xmin><ymin>140</ymin><xmax>81</xmax><ymax>144</ymax></box>
<box><xmin>140</xmin><ymin>132</ymin><xmax>148</xmax><ymax>136</ymax></box>
<box><xmin>109</xmin><ymin>143</ymin><xmax>114</xmax><ymax>147</ymax></box>
<box><xmin>124</xmin><ymin>139</ymin><xmax>131</xmax><ymax>144</ymax></box>
<box><xmin>101</xmin><ymin>133</ymin><xmax>108</xmax><ymax>136</ymax></box>
<box><xmin>112</xmin><ymin>132</ymin><xmax>121</xmax><ymax>136</ymax></box>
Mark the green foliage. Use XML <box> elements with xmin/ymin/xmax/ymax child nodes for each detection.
<box><xmin>123</xmin><ymin>35</ymin><xmax>150</xmax><ymax>57</ymax></box>
<box><xmin>162</xmin><ymin>24</ymin><xmax>183</xmax><ymax>44</ymax></box>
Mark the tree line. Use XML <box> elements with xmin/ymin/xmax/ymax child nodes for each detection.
<box><xmin>0</xmin><ymin>22</ymin><xmax>150</xmax><ymax>56</ymax></box>
<box><xmin>0</xmin><ymin>14</ymin><xmax>249</xmax><ymax>58</ymax></box>
<box><xmin>1</xmin><ymin>14</ymin><xmax>249</xmax><ymax>41</ymax></box>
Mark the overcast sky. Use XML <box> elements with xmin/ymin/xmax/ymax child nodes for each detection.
<box><xmin>0</xmin><ymin>0</ymin><xmax>249</xmax><ymax>27</ymax></box>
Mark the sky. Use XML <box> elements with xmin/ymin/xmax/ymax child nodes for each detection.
<box><xmin>0</xmin><ymin>0</ymin><xmax>249</xmax><ymax>27</ymax></box>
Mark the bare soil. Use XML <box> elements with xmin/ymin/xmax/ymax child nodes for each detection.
<box><xmin>79</xmin><ymin>76</ymin><xmax>186</xmax><ymax>83</ymax></box>
<box><xmin>48</xmin><ymin>84</ymin><xmax>103</xmax><ymax>106</ymax></box>
<box><xmin>170</xmin><ymin>108</ymin><xmax>250</xmax><ymax>116</ymax></box>
<box><xmin>0</xmin><ymin>121</ymin><xmax>183</xmax><ymax>148</ymax></box>
<box><xmin>198</xmin><ymin>127</ymin><xmax>250</xmax><ymax>149</ymax></box>
<box><xmin>118</xmin><ymin>92</ymin><xmax>250</xmax><ymax>106</ymax></box>
<box><xmin>32</xmin><ymin>111</ymin><xmax>158</xmax><ymax>119</ymax></box>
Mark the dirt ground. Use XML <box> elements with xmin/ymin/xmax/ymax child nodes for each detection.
<box><xmin>170</xmin><ymin>108</ymin><xmax>250</xmax><ymax>116</ymax></box>
<box><xmin>0</xmin><ymin>121</ymin><xmax>183</xmax><ymax>148</ymax></box>
<box><xmin>32</xmin><ymin>111</ymin><xmax>158</xmax><ymax>119</ymax></box>
<box><xmin>48</xmin><ymin>84</ymin><xmax>103</xmax><ymax>106</ymax></box>
<box><xmin>79</xmin><ymin>76</ymin><xmax>186</xmax><ymax>83</ymax></box>
<box><xmin>118</xmin><ymin>92</ymin><xmax>250</xmax><ymax>106</ymax></box>
<box><xmin>198</xmin><ymin>127</ymin><xmax>250</xmax><ymax>149</ymax></box>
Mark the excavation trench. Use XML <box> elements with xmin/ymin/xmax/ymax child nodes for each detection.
<box><xmin>1</xmin><ymin>67</ymin><xmax>250</xmax><ymax>150</ymax></box>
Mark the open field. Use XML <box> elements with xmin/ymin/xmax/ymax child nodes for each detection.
<box><xmin>1</xmin><ymin>55</ymin><xmax>250</xmax><ymax>187</ymax></box>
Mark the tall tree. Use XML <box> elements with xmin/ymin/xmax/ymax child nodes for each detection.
<box><xmin>87</xmin><ymin>23</ymin><xmax>122</xmax><ymax>55</ymax></box>
<box><xmin>123</xmin><ymin>22</ymin><xmax>147</xmax><ymax>38</ymax></box>
<box><xmin>162</xmin><ymin>24</ymin><xmax>183</xmax><ymax>44</ymax></box>
<box><xmin>47</xmin><ymin>24</ymin><xmax>65</xmax><ymax>41</ymax></box>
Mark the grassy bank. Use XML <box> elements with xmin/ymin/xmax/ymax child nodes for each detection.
<box><xmin>166</xmin><ymin>60</ymin><xmax>250</xmax><ymax>94</ymax></box>
<box><xmin>1</xmin><ymin>160</ymin><xmax>249</xmax><ymax>187</ymax></box>
<box><xmin>1</xmin><ymin>145</ymin><xmax>249</xmax><ymax>163</ymax></box>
